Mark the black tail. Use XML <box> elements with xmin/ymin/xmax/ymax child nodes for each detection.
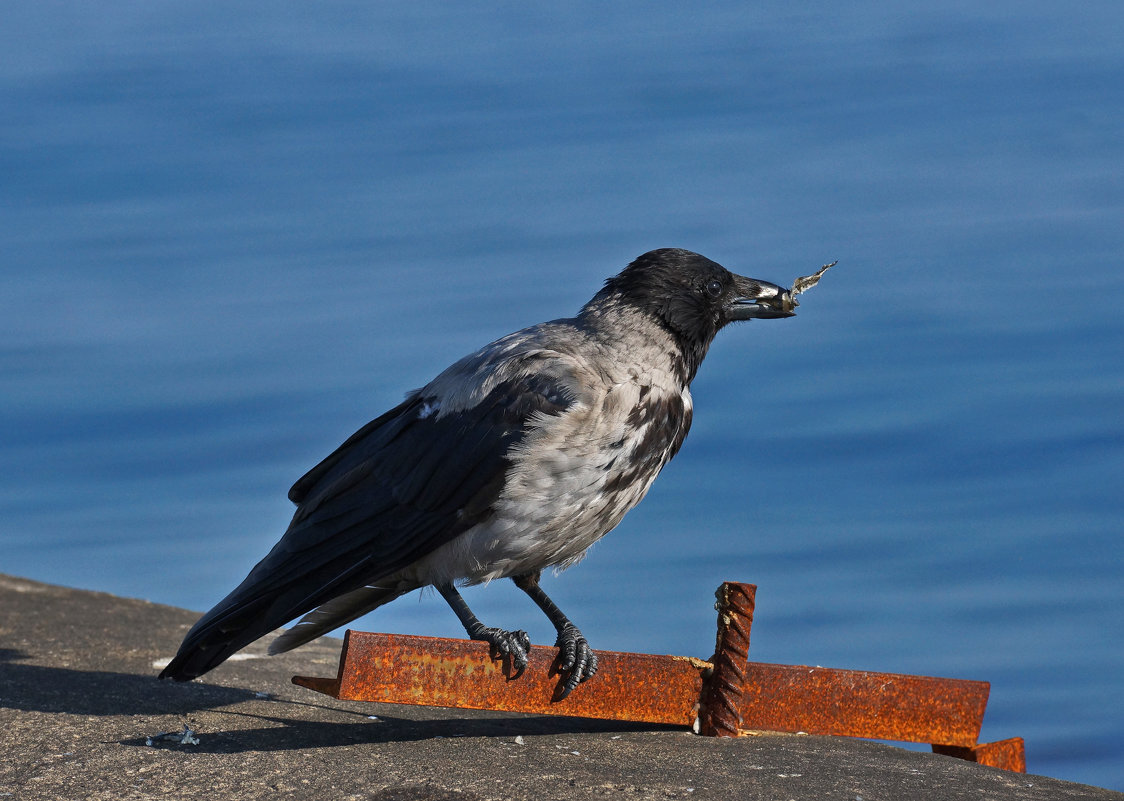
<box><xmin>158</xmin><ymin>544</ymin><xmax>382</xmax><ymax>681</ymax></box>
<box><xmin>158</xmin><ymin>590</ymin><xmax>281</xmax><ymax>681</ymax></box>
<box><xmin>158</xmin><ymin>392</ymin><xmax>488</xmax><ymax>680</ymax></box>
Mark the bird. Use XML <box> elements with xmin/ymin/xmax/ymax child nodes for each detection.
<box><xmin>159</xmin><ymin>248</ymin><xmax>797</xmax><ymax>697</ymax></box>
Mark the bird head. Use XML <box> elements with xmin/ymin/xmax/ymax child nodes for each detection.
<box><xmin>589</xmin><ymin>246</ymin><xmax>788</xmax><ymax>343</ymax></box>
<box><xmin>583</xmin><ymin>248</ymin><xmax>794</xmax><ymax>383</ymax></box>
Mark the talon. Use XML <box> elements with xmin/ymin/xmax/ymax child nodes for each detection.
<box><xmin>558</xmin><ymin>637</ymin><xmax>576</xmax><ymax>671</ymax></box>
<box><xmin>558</xmin><ymin>676</ymin><xmax>579</xmax><ymax>700</ymax></box>
<box><xmin>510</xmin><ymin>636</ymin><xmax>529</xmax><ymax>673</ymax></box>
<box><xmin>471</xmin><ymin>626</ymin><xmax>531</xmax><ymax>675</ymax></box>
<box><xmin>584</xmin><ymin>650</ymin><xmax>599</xmax><ymax>680</ymax></box>
<box><xmin>572</xmin><ymin>650</ymin><xmax>588</xmax><ymax>680</ymax></box>
<box><xmin>554</xmin><ymin>625</ymin><xmax>596</xmax><ymax>698</ymax></box>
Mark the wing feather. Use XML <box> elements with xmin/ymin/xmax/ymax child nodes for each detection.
<box><xmin>159</xmin><ymin>352</ymin><xmax>576</xmax><ymax>680</ymax></box>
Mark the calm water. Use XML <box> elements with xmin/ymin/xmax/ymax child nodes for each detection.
<box><xmin>2</xmin><ymin>1</ymin><xmax>1122</xmax><ymax>789</ymax></box>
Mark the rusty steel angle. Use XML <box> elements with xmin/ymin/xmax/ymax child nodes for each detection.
<box><xmin>291</xmin><ymin>580</ymin><xmax>1025</xmax><ymax>772</ymax></box>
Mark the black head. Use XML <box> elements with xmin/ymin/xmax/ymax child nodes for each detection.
<box><xmin>584</xmin><ymin>248</ymin><xmax>793</xmax><ymax>380</ymax></box>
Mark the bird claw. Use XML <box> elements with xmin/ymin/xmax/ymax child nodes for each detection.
<box><xmin>554</xmin><ymin>625</ymin><xmax>598</xmax><ymax>699</ymax></box>
<box><xmin>471</xmin><ymin>626</ymin><xmax>531</xmax><ymax>675</ymax></box>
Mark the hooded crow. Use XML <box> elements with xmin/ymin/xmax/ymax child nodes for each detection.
<box><xmin>159</xmin><ymin>248</ymin><xmax>796</xmax><ymax>696</ymax></box>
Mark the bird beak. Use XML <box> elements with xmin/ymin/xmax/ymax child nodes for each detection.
<box><xmin>726</xmin><ymin>276</ymin><xmax>797</xmax><ymax>320</ymax></box>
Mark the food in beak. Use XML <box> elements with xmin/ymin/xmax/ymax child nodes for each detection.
<box><xmin>780</xmin><ymin>260</ymin><xmax>838</xmax><ymax>314</ymax></box>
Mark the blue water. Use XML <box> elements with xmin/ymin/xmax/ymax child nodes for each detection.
<box><xmin>2</xmin><ymin>1</ymin><xmax>1122</xmax><ymax>789</ymax></box>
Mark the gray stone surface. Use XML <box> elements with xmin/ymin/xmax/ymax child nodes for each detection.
<box><xmin>1</xmin><ymin>573</ymin><xmax>1119</xmax><ymax>801</ymax></box>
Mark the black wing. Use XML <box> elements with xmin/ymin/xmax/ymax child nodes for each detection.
<box><xmin>160</xmin><ymin>370</ymin><xmax>572</xmax><ymax>680</ymax></box>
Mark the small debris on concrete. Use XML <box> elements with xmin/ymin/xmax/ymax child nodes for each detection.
<box><xmin>145</xmin><ymin>725</ymin><xmax>199</xmax><ymax>747</ymax></box>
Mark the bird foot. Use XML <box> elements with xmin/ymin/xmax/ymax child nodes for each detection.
<box><xmin>469</xmin><ymin>626</ymin><xmax>531</xmax><ymax>676</ymax></box>
<box><xmin>554</xmin><ymin>625</ymin><xmax>598</xmax><ymax>699</ymax></box>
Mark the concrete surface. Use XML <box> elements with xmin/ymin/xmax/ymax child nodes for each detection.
<box><xmin>1</xmin><ymin>573</ymin><xmax>1119</xmax><ymax>801</ymax></box>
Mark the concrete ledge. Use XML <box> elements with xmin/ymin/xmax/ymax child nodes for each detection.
<box><xmin>1</xmin><ymin>574</ymin><xmax>1119</xmax><ymax>801</ymax></box>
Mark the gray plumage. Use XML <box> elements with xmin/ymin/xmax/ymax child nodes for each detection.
<box><xmin>159</xmin><ymin>248</ymin><xmax>795</xmax><ymax>693</ymax></box>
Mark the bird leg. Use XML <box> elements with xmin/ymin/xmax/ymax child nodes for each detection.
<box><xmin>437</xmin><ymin>582</ymin><xmax>530</xmax><ymax>676</ymax></box>
<box><xmin>511</xmin><ymin>571</ymin><xmax>598</xmax><ymax>698</ymax></box>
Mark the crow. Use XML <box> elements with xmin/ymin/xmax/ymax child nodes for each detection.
<box><xmin>159</xmin><ymin>248</ymin><xmax>796</xmax><ymax>696</ymax></box>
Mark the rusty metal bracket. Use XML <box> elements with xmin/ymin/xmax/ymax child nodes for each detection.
<box><xmin>293</xmin><ymin>581</ymin><xmax>1025</xmax><ymax>772</ymax></box>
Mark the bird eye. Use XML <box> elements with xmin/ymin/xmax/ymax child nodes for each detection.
<box><xmin>705</xmin><ymin>279</ymin><xmax>723</xmax><ymax>298</ymax></box>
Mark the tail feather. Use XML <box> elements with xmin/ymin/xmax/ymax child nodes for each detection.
<box><xmin>158</xmin><ymin>572</ymin><xmax>416</xmax><ymax>681</ymax></box>
<box><xmin>158</xmin><ymin>593</ymin><xmax>280</xmax><ymax>681</ymax></box>
<box><xmin>158</xmin><ymin>558</ymin><xmax>374</xmax><ymax>681</ymax></box>
<box><xmin>268</xmin><ymin>583</ymin><xmax>413</xmax><ymax>654</ymax></box>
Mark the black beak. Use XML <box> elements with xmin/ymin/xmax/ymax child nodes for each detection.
<box><xmin>726</xmin><ymin>276</ymin><xmax>796</xmax><ymax>320</ymax></box>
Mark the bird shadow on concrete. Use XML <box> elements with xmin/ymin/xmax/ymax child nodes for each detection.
<box><xmin>0</xmin><ymin>648</ymin><xmax>258</xmax><ymax>716</ymax></box>
<box><xmin>120</xmin><ymin>707</ymin><xmax>679</xmax><ymax>754</ymax></box>
<box><xmin>0</xmin><ymin>648</ymin><xmax>678</xmax><ymax>752</ymax></box>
